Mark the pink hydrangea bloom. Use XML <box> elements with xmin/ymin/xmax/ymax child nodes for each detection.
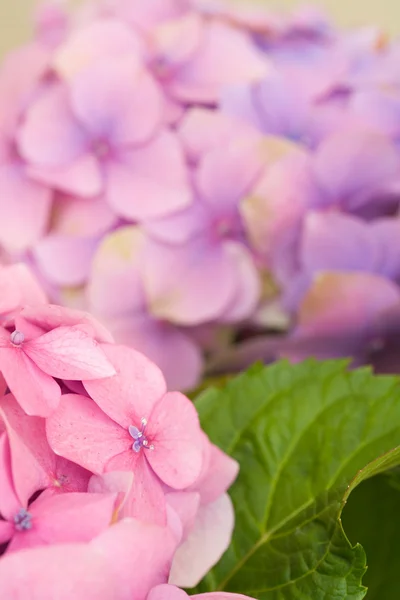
<box><xmin>0</xmin><ymin>264</ymin><xmax>239</xmax><ymax>596</ymax></box>
<box><xmin>46</xmin><ymin>344</ymin><xmax>204</xmax><ymax>524</ymax></box>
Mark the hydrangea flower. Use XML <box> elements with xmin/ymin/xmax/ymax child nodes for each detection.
<box><xmin>3</xmin><ymin>0</ymin><xmax>400</xmax><ymax>388</ymax></box>
<box><xmin>46</xmin><ymin>344</ymin><xmax>204</xmax><ymax>524</ymax></box>
<box><xmin>0</xmin><ymin>263</ymin><xmax>240</xmax><ymax>594</ymax></box>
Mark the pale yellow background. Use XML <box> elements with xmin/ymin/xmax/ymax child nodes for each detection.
<box><xmin>1</xmin><ymin>0</ymin><xmax>400</xmax><ymax>60</ymax></box>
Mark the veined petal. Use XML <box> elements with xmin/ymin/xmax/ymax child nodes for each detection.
<box><xmin>84</xmin><ymin>344</ymin><xmax>166</xmax><ymax>429</ymax></box>
<box><xmin>46</xmin><ymin>393</ymin><xmax>128</xmax><ymax>474</ymax></box>
<box><xmin>0</xmin><ymin>347</ymin><xmax>60</xmax><ymax>417</ymax></box>
<box><xmin>23</xmin><ymin>326</ymin><xmax>116</xmax><ymax>380</ymax></box>
<box><xmin>146</xmin><ymin>392</ymin><xmax>203</xmax><ymax>489</ymax></box>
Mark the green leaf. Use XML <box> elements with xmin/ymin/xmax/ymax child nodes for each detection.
<box><xmin>193</xmin><ymin>359</ymin><xmax>400</xmax><ymax>599</ymax></box>
<box><xmin>342</xmin><ymin>474</ymin><xmax>400</xmax><ymax>599</ymax></box>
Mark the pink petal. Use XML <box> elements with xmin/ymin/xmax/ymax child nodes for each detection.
<box><xmin>46</xmin><ymin>393</ymin><xmax>129</xmax><ymax>473</ymax></box>
<box><xmin>108</xmin><ymin>0</ymin><xmax>184</xmax><ymax>30</ymax></box>
<box><xmin>88</xmin><ymin>471</ymin><xmax>134</xmax><ymax>517</ymax></box>
<box><xmin>178</xmin><ymin>108</ymin><xmax>259</xmax><ymax>164</ymax></box>
<box><xmin>0</xmin><ymin>394</ymin><xmax>53</xmax><ymax>505</ymax></box>
<box><xmin>27</xmin><ymin>491</ymin><xmax>116</xmax><ymax>546</ymax></box>
<box><xmin>148</xmin><ymin>585</ymin><xmax>188</xmax><ymax>600</ymax></box>
<box><xmin>19</xmin><ymin>304</ymin><xmax>113</xmax><ymax>343</ymax></box>
<box><xmin>219</xmin><ymin>243</ymin><xmax>261</xmax><ymax>323</ymax></box>
<box><xmin>93</xmin><ymin>517</ymin><xmax>179</xmax><ymax>598</ymax></box>
<box><xmin>87</xmin><ymin>226</ymin><xmax>147</xmax><ymax>318</ymax></box>
<box><xmin>0</xmin><ymin>163</ymin><xmax>52</xmax><ymax>253</ymax></box>
<box><xmin>27</xmin><ymin>153</ymin><xmax>103</xmax><ymax>197</ymax></box>
<box><xmin>0</xmin><ymin>346</ymin><xmax>61</xmax><ymax>417</ymax></box>
<box><xmin>166</xmin><ymin>491</ymin><xmax>201</xmax><ymax>539</ymax></box>
<box><xmin>188</xmin><ymin>439</ymin><xmax>239</xmax><ymax>504</ymax></box>
<box><xmin>143</xmin><ymin>238</ymin><xmax>237</xmax><ymax>325</ymax></box>
<box><xmin>0</xmin><ymin>542</ymin><xmax>114</xmax><ymax>599</ymax></box>
<box><xmin>54</xmin><ymin>18</ymin><xmax>144</xmax><ymax>79</ymax></box>
<box><xmin>146</xmin><ymin>391</ymin><xmax>203</xmax><ymax>489</ymax></box>
<box><xmin>51</xmin><ymin>193</ymin><xmax>117</xmax><ymax>238</ymax></box>
<box><xmin>71</xmin><ymin>56</ymin><xmax>163</xmax><ymax>146</ymax></box>
<box><xmin>53</xmin><ymin>457</ymin><xmax>92</xmax><ymax>493</ymax></box>
<box><xmin>142</xmin><ymin>201</ymin><xmax>206</xmax><ymax>245</ymax></box>
<box><xmin>168</xmin><ymin>21</ymin><xmax>269</xmax><ymax>103</ymax></box>
<box><xmin>106</xmin><ymin>450</ymin><xmax>167</xmax><ymax>526</ymax></box>
<box><xmin>23</xmin><ymin>326</ymin><xmax>116</xmax><ymax>380</ymax></box>
<box><xmin>169</xmin><ymin>494</ymin><xmax>235</xmax><ymax>588</ymax></box>
<box><xmin>0</xmin><ymin>372</ymin><xmax>6</xmax><ymax>396</ymax></box>
<box><xmin>32</xmin><ymin>234</ymin><xmax>98</xmax><ymax>287</ymax></box>
<box><xmin>104</xmin><ymin>315</ymin><xmax>203</xmax><ymax>391</ymax></box>
<box><xmin>0</xmin><ymin>264</ymin><xmax>47</xmax><ymax>317</ymax></box>
<box><xmin>196</xmin><ymin>136</ymin><xmax>265</xmax><ymax>213</ymax></box>
<box><xmin>107</xmin><ymin>131</ymin><xmax>191</xmax><ymax>221</ymax></box>
<box><xmin>151</xmin><ymin>13</ymin><xmax>202</xmax><ymax>72</ymax></box>
<box><xmin>0</xmin><ymin>42</ymin><xmax>49</xmax><ymax>131</ymax></box>
<box><xmin>0</xmin><ymin>518</ymin><xmax>178</xmax><ymax>599</ymax></box>
<box><xmin>0</xmin><ymin>520</ymin><xmax>13</xmax><ymax>545</ymax></box>
<box><xmin>0</xmin><ymin>433</ymin><xmax>21</xmax><ymax>521</ymax></box>
<box><xmin>84</xmin><ymin>344</ymin><xmax>166</xmax><ymax>429</ymax></box>
<box><xmin>18</xmin><ymin>83</ymin><xmax>88</xmax><ymax>166</ymax></box>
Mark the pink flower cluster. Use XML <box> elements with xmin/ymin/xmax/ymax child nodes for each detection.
<box><xmin>3</xmin><ymin>0</ymin><xmax>400</xmax><ymax>387</ymax></box>
<box><xmin>0</xmin><ymin>263</ymin><xmax>245</xmax><ymax>599</ymax></box>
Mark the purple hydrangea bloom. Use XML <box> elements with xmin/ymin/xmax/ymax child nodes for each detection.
<box><xmin>3</xmin><ymin>0</ymin><xmax>400</xmax><ymax>388</ymax></box>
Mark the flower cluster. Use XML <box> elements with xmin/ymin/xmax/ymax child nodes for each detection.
<box><xmin>0</xmin><ymin>263</ymin><xmax>245</xmax><ymax>599</ymax></box>
<box><xmin>2</xmin><ymin>0</ymin><xmax>400</xmax><ymax>388</ymax></box>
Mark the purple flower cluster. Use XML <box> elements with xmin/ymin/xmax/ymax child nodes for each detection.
<box><xmin>2</xmin><ymin>0</ymin><xmax>400</xmax><ymax>388</ymax></box>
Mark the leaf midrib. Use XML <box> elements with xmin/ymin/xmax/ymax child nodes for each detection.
<box><xmin>217</xmin><ymin>392</ymin><xmax>400</xmax><ymax>593</ymax></box>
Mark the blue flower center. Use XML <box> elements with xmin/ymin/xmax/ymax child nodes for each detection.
<box><xmin>14</xmin><ymin>508</ymin><xmax>32</xmax><ymax>532</ymax></box>
<box><xmin>129</xmin><ymin>418</ymin><xmax>155</xmax><ymax>453</ymax></box>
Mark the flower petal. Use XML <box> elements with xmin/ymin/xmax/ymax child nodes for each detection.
<box><xmin>33</xmin><ymin>234</ymin><xmax>98</xmax><ymax>287</ymax></box>
<box><xmin>54</xmin><ymin>18</ymin><xmax>144</xmax><ymax>78</ymax></box>
<box><xmin>0</xmin><ymin>394</ymin><xmax>53</xmax><ymax>505</ymax></box>
<box><xmin>169</xmin><ymin>494</ymin><xmax>235</xmax><ymax>588</ymax></box>
<box><xmin>143</xmin><ymin>238</ymin><xmax>238</xmax><ymax>325</ymax></box>
<box><xmin>18</xmin><ymin>83</ymin><xmax>87</xmax><ymax>166</ymax></box>
<box><xmin>146</xmin><ymin>391</ymin><xmax>203</xmax><ymax>489</ymax></box>
<box><xmin>106</xmin><ymin>131</ymin><xmax>191</xmax><ymax>221</ymax></box>
<box><xmin>106</xmin><ymin>450</ymin><xmax>167</xmax><ymax>526</ymax></box>
<box><xmin>148</xmin><ymin>585</ymin><xmax>188</xmax><ymax>600</ymax></box>
<box><xmin>24</xmin><ymin>491</ymin><xmax>116</xmax><ymax>548</ymax></box>
<box><xmin>188</xmin><ymin>438</ymin><xmax>239</xmax><ymax>505</ymax></box>
<box><xmin>0</xmin><ymin>433</ymin><xmax>21</xmax><ymax>521</ymax></box>
<box><xmin>84</xmin><ymin>344</ymin><xmax>166</xmax><ymax>429</ymax></box>
<box><xmin>23</xmin><ymin>326</ymin><xmax>116</xmax><ymax>380</ymax></box>
<box><xmin>19</xmin><ymin>304</ymin><xmax>113</xmax><ymax>343</ymax></box>
<box><xmin>0</xmin><ymin>163</ymin><xmax>51</xmax><ymax>253</ymax></box>
<box><xmin>27</xmin><ymin>153</ymin><xmax>103</xmax><ymax>197</ymax></box>
<box><xmin>168</xmin><ymin>21</ymin><xmax>269</xmax><ymax>103</ymax></box>
<box><xmin>71</xmin><ymin>56</ymin><xmax>163</xmax><ymax>146</ymax></box>
<box><xmin>87</xmin><ymin>226</ymin><xmax>146</xmax><ymax>318</ymax></box>
<box><xmin>0</xmin><ymin>346</ymin><xmax>61</xmax><ymax>417</ymax></box>
<box><xmin>46</xmin><ymin>393</ymin><xmax>128</xmax><ymax>473</ymax></box>
<box><xmin>104</xmin><ymin>315</ymin><xmax>203</xmax><ymax>391</ymax></box>
<box><xmin>51</xmin><ymin>194</ymin><xmax>117</xmax><ymax>238</ymax></box>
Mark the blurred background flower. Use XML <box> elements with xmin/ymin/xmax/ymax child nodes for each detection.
<box><xmin>3</xmin><ymin>0</ymin><xmax>400</xmax><ymax>389</ymax></box>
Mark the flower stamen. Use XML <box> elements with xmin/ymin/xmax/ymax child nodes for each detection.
<box><xmin>129</xmin><ymin>418</ymin><xmax>155</xmax><ymax>453</ymax></box>
<box><xmin>14</xmin><ymin>508</ymin><xmax>32</xmax><ymax>532</ymax></box>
